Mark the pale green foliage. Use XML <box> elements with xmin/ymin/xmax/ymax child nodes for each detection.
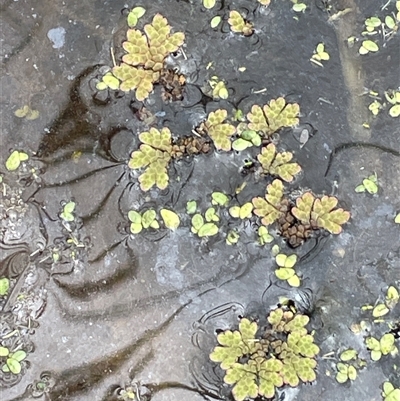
<box><xmin>372</xmin><ymin>303</ymin><xmax>389</xmax><ymax>318</ymax></box>
<box><xmin>14</xmin><ymin>105</ymin><xmax>39</xmax><ymax>120</ymax></box>
<box><xmin>385</xmin><ymin>90</ymin><xmax>400</xmax><ymax>118</ymax></box>
<box><xmin>160</xmin><ymin>209</ymin><xmax>180</xmax><ymax>230</ymax></box>
<box><xmin>211</xmin><ymin>191</ymin><xmax>229</xmax><ymax>206</ymax></box>
<box><xmin>258</xmin><ymin>226</ymin><xmax>274</xmax><ymax>245</ymax></box>
<box><xmin>355</xmin><ymin>173</ymin><xmax>378</xmax><ymax>194</ymax></box>
<box><xmin>128</xmin><ymin>127</ymin><xmax>173</xmax><ymax>191</ymax></box>
<box><xmin>229</xmin><ymin>203</ymin><xmax>253</xmax><ymax>219</ymax></box>
<box><xmin>275</xmin><ymin>254</ymin><xmax>300</xmax><ymax>287</ymax></box>
<box><xmin>127</xmin><ymin>7</ymin><xmax>146</xmax><ymax>28</ymax></box>
<box><xmin>99</xmin><ymin>14</ymin><xmax>185</xmax><ymax>101</ymax></box>
<box><xmin>252</xmin><ymin>179</ymin><xmax>285</xmax><ymax>226</ymax></box>
<box><xmin>0</xmin><ymin>278</ymin><xmax>10</xmax><ymax>296</ymax></box>
<box><xmin>210</xmin><ymin>318</ymin><xmax>259</xmax><ymax>370</ymax></box>
<box><xmin>226</xmin><ymin>230</ymin><xmax>240</xmax><ymax>245</ymax></box>
<box><xmin>365</xmin><ymin>333</ymin><xmax>398</xmax><ymax>361</ymax></box>
<box><xmin>310</xmin><ymin>43</ymin><xmax>329</xmax><ymax>67</ymax></box>
<box><xmin>209</xmin><ymin>77</ymin><xmax>228</xmax><ymax>99</ymax></box>
<box><xmin>186</xmin><ymin>200</ymin><xmax>197</xmax><ymax>214</ymax></box>
<box><xmin>203</xmin><ymin>0</ymin><xmax>216</xmax><ymax>9</ymax></box>
<box><xmin>291</xmin><ymin>192</ymin><xmax>350</xmax><ymax>234</ymax></box>
<box><xmin>339</xmin><ymin>349</ymin><xmax>357</xmax><ymax>362</ymax></box>
<box><xmin>247</xmin><ymin>97</ymin><xmax>300</xmax><ymax>136</ymax></box>
<box><xmin>1</xmin><ymin>350</ymin><xmax>27</xmax><ymax>375</ymax></box>
<box><xmin>5</xmin><ymin>150</ymin><xmax>29</xmax><ymax>171</ymax></box>
<box><xmin>191</xmin><ymin>211</ymin><xmax>219</xmax><ymax>237</ymax></box>
<box><xmin>232</xmin><ymin>130</ymin><xmax>261</xmax><ymax>151</ymax></box>
<box><xmin>258</xmin><ymin>144</ymin><xmax>301</xmax><ymax>182</ymax></box>
<box><xmin>336</xmin><ymin>362</ymin><xmax>357</xmax><ymax>383</ymax></box>
<box><xmin>292</xmin><ymin>1</ymin><xmax>307</xmax><ymax>13</ymax></box>
<box><xmin>382</xmin><ymin>382</ymin><xmax>400</xmax><ymax>401</ymax></box>
<box><xmin>359</xmin><ymin>40</ymin><xmax>379</xmax><ymax>55</ymax></box>
<box><xmin>210</xmin><ymin>306</ymin><xmax>319</xmax><ymax>401</ymax></box>
<box><xmin>60</xmin><ymin>201</ymin><xmax>76</xmax><ymax>222</ymax></box>
<box><xmin>128</xmin><ymin>209</ymin><xmax>159</xmax><ymax>234</ymax></box>
<box><xmin>200</xmin><ymin>109</ymin><xmax>236</xmax><ymax>151</ymax></box>
<box><xmin>385</xmin><ymin>286</ymin><xmax>399</xmax><ymax>309</ymax></box>
<box><xmin>228</xmin><ymin>10</ymin><xmax>253</xmax><ymax>36</ymax></box>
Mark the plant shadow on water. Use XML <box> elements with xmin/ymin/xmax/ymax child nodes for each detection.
<box><xmin>1</xmin><ymin>0</ymin><xmax>400</xmax><ymax>400</ymax></box>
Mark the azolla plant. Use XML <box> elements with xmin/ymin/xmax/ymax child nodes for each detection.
<box><xmin>95</xmin><ymin>10</ymin><xmax>351</xmax><ymax>249</ymax></box>
<box><xmin>209</xmin><ymin>304</ymin><xmax>319</xmax><ymax>401</ymax></box>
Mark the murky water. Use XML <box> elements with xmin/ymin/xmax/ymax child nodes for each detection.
<box><xmin>1</xmin><ymin>0</ymin><xmax>399</xmax><ymax>400</ymax></box>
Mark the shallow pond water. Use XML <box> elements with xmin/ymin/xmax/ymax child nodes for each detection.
<box><xmin>1</xmin><ymin>0</ymin><xmax>399</xmax><ymax>400</ymax></box>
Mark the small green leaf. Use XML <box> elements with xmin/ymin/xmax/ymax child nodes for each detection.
<box><xmin>394</xmin><ymin>213</ymin><xmax>400</xmax><ymax>224</ymax></box>
<box><xmin>205</xmin><ymin>207</ymin><xmax>219</xmax><ymax>222</ymax></box>
<box><xmin>232</xmin><ymin>138</ymin><xmax>252</xmax><ymax>151</ymax></box>
<box><xmin>0</xmin><ymin>347</ymin><xmax>9</xmax><ymax>357</ymax></box>
<box><xmin>131</xmin><ymin>6</ymin><xmax>146</xmax><ymax>18</ymax></box>
<box><xmin>60</xmin><ymin>201</ymin><xmax>76</xmax><ymax>222</ymax></box>
<box><xmin>198</xmin><ymin>222</ymin><xmax>218</xmax><ymax>237</ymax></box>
<box><xmin>389</xmin><ymin>104</ymin><xmax>400</xmax><ymax>118</ymax></box>
<box><xmin>385</xmin><ymin>15</ymin><xmax>396</xmax><ymax>30</ymax></box>
<box><xmin>365</xmin><ymin>17</ymin><xmax>381</xmax><ymax>27</ymax></box>
<box><xmin>211</xmin><ymin>16</ymin><xmax>221</xmax><ymax>28</ymax></box>
<box><xmin>150</xmin><ymin>220</ymin><xmax>159</xmax><ymax>229</ymax></box>
<box><xmin>14</xmin><ymin>105</ymin><xmax>29</xmax><ymax>118</ymax></box>
<box><xmin>347</xmin><ymin>365</ymin><xmax>357</xmax><ymax>381</ymax></box>
<box><xmin>191</xmin><ymin>214</ymin><xmax>204</xmax><ymax>232</ymax></box>
<box><xmin>211</xmin><ymin>192</ymin><xmax>229</xmax><ymax>206</ymax></box>
<box><xmin>63</xmin><ymin>201</ymin><xmax>76</xmax><ymax>214</ymax></box>
<box><xmin>5</xmin><ymin>150</ymin><xmax>28</xmax><ymax>171</ymax></box>
<box><xmin>141</xmin><ymin>210</ymin><xmax>156</xmax><ymax>229</ymax></box>
<box><xmin>186</xmin><ymin>200</ymin><xmax>197</xmax><ymax>214</ymax></box>
<box><xmin>11</xmin><ymin>350</ymin><xmax>26</xmax><ymax>362</ymax></box>
<box><xmin>276</xmin><ymin>254</ymin><xmax>297</xmax><ymax>268</ymax></box>
<box><xmin>0</xmin><ymin>278</ymin><xmax>10</xmax><ymax>296</ymax></box>
<box><xmin>203</xmin><ymin>0</ymin><xmax>216</xmax><ymax>9</ymax></box>
<box><xmin>386</xmin><ymin>286</ymin><xmax>399</xmax><ymax>308</ymax></box>
<box><xmin>128</xmin><ymin>211</ymin><xmax>142</xmax><ymax>224</ymax></box>
<box><xmin>96</xmin><ymin>81</ymin><xmax>108</xmax><ymax>91</ymax></box>
<box><xmin>287</xmin><ymin>274</ymin><xmax>300</xmax><ymax>287</ymax></box>
<box><xmin>258</xmin><ymin>226</ymin><xmax>274</xmax><ymax>245</ymax></box>
<box><xmin>340</xmin><ymin>349</ymin><xmax>357</xmax><ymax>361</ymax></box>
<box><xmin>102</xmin><ymin>73</ymin><xmax>120</xmax><ymax>90</ymax></box>
<box><xmin>226</xmin><ymin>230</ymin><xmax>240</xmax><ymax>245</ymax></box>
<box><xmin>127</xmin><ymin>12</ymin><xmax>138</xmax><ymax>27</ymax></box>
<box><xmin>362</xmin><ymin>178</ymin><xmax>378</xmax><ymax>194</ymax></box>
<box><xmin>361</xmin><ymin>40</ymin><xmax>379</xmax><ymax>52</ymax></box>
<box><xmin>160</xmin><ymin>209</ymin><xmax>180</xmax><ymax>230</ymax></box>
<box><xmin>275</xmin><ymin>267</ymin><xmax>295</xmax><ymax>280</ymax></box>
<box><xmin>7</xmin><ymin>358</ymin><xmax>22</xmax><ymax>374</ymax></box>
<box><xmin>372</xmin><ymin>303</ymin><xmax>389</xmax><ymax>317</ymax></box>
<box><xmin>130</xmin><ymin>223</ymin><xmax>143</xmax><ymax>234</ymax></box>
<box><xmin>292</xmin><ymin>3</ymin><xmax>307</xmax><ymax>12</ymax></box>
<box><xmin>229</xmin><ymin>206</ymin><xmax>241</xmax><ymax>219</ymax></box>
<box><xmin>336</xmin><ymin>371</ymin><xmax>348</xmax><ymax>383</ymax></box>
<box><xmin>355</xmin><ymin>184</ymin><xmax>366</xmax><ymax>193</ymax></box>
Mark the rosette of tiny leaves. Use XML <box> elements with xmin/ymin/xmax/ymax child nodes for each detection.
<box><xmin>247</xmin><ymin>97</ymin><xmax>300</xmax><ymax>136</ymax></box>
<box><xmin>200</xmin><ymin>109</ymin><xmax>236</xmax><ymax>151</ymax></box>
<box><xmin>257</xmin><ymin>143</ymin><xmax>301</xmax><ymax>182</ymax></box>
<box><xmin>228</xmin><ymin>11</ymin><xmax>254</xmax><ymax>36</ymax></box>
<box><xmin>128</xmin><ymin>127</ymin><xmax>173</xmax><ymax>191</ymax></box>
<box><xmin>291</xmin><ymin>192</ymin><xmax>350</xmax><ymax>234</ymax></box>
<box><xmin>252</xmin><ymin>179</ymin><xmax>285</xmax><ymax>225</ymax></box>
